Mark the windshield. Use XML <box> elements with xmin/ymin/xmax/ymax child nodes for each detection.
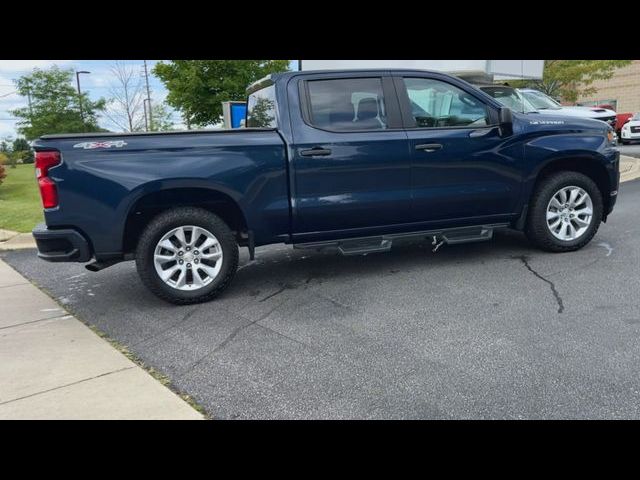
<box><xmin>633</xmin><ymin>113</ymin><xmax>640</xmax><ymax>121</ymax></box>
<box><xmin>519</xmin><ymin>90</ymin><xmax>562</xmax><ymax>110</ymax></box>
<box><xmin>479</xmin><ymin>86</ymin><xmax>537</xmax><ymax>113</ymax></box>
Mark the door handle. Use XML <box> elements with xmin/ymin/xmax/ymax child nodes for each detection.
<box><xmin>415</xmin><ymin>143</ymin><xmax>442</xmax><ymax>152</ymax></box>
<box><xmin>300</xmin><ymin>147</ymin><xmax>332</xmax><ymax>157</ymax></box>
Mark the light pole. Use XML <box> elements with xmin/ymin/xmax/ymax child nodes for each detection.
<box><xmin>143</xmin><ymin>98</ymin><xmax>150</xmax><ymax>131</ymax></box>
<box><xmin>75</xmin><ymin>70</ymin><xmax>90</xmax><ymax>130</ymax></box>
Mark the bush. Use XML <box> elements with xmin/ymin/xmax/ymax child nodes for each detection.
<box><xmin>11</xmin><ymin>150</ymin><xmax>33</xmax><ymax>165</ymax></box>
<box><xmin>0</xmin><ymin>152</ymin><xmax>8</xmax><ymax>165</ymax></box>
<box><xmin>21</xmin><ymin>150</ymin><xmax>35</xmax><ymax>164</ymax></box>
<box><xmin>0</xmin><ymin>163</ymin><xmax>6</xmax><ymax>186</ymax></box>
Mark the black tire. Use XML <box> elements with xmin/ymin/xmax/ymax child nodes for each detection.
<box><xmin>135</xmin><ymin>207</ymin><xmax>239</xmax><ymax>304</ymax></box>
<box><xmin>621</xmin><ymin>139</ymin><xmax>630</xmax><ymax>145</ymax></box>
<box><xmin>525</xmin><ymin>171</ymin><xmax>603</xmax><ymax>253</ymax></box>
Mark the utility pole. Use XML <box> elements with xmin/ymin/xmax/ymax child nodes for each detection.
<box><xmin>25</xmin><ymin>82</ymin><xmax>34</xmax><ymax>123</ymax></box>
<box><xmin>142</xmin><ymin>99</ymin><xmax>149</xmax><ymax>131</ymax></box>
<box><xmin>75</xmin><ymin>70</ymin><xmax>91</xmax><ymax>131</ymax></box>
<box><xmin>143</xmin><ymin>60</ymin><xmax>153</xmax><ymax>131</ymax></box>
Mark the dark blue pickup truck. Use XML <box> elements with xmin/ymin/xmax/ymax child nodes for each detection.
<box><xmin>32</xmin><ymin>69</ymin><xmax>620</xmax><ymax>304</ymax></box>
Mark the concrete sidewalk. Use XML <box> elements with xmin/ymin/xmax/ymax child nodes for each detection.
<box><xmin>0</xmin><ymin>258</ymin><xmax>203</xmax><ymax>419</ymax></box>
<box><xmin>620</xmin><ymin>154</ymin><xmax>640</xmax><ymax>183</ymax></box>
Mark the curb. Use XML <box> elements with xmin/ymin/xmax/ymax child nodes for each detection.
<box><xmin>0</xmin><ymin>229</ymin><xmax>20</xmax><ymax>242</ymax></box>
<box><xmin>0</xmin><ymin>233</ymin><xmax>36</xmax><ymax>251</ymax></box>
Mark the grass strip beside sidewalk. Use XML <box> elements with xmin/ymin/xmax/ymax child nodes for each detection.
<box><xmin>0</xmin><ymin>164</ymin><xmax>43</xmax><ymax>233</ymax></box>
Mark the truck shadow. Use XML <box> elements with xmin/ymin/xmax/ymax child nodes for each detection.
<box><xmin>222</xmin><ymin>229</ymin><xmax>537</xmax><ymax>300</ymax></box>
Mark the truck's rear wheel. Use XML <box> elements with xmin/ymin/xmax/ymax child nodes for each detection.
<box><xmin>525</xmin><ymin>171</ymin><xmax>603</xmax><ymax>252</ymax></box>
<box><xmin>135</xmin><ymin>207</ymin><xmax>238</xmax><ymax>304</ymax></box>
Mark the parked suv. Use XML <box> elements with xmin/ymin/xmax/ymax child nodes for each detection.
<box><xmin>31</xmin><ymin>69</ymin><xmax>620</xmax><ymax>304</ymax></box>
<box><xmin>620</xmin><ymin>112</ymin><xmax>640</xmax><ymax>144</ymax></box>
<box><xmin>519</xmin><ymin>88</ymin><xmax>618</xmax><ymax>129</ymax></box>
<box><xmin>475</xmin><ymin>84</ymin><xmax>537</xmax><ymax>113</ymax></box>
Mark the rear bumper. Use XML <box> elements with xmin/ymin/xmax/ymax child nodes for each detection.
<box><xmin>32</xmin><ymin>223</ymin><xmax>92</xmax><ymax>262</ymax></box>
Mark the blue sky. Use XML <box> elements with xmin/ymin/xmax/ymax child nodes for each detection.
<box><xmin>0</xmin><ymin>60</ymin><xmax>298</xmax><ymax>139</ymax></box>
<box><xmin>0</xmin><ymin>60</ymin><xmax>174</xmax><ymax>139</ymax></box>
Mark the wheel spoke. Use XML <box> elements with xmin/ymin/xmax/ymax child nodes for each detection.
<box><xmin>566</xmin><ymin>222</ymin><xmax>576</xmax><ymax>239</ymax></box>
<box><xmin>574</xmin><ymin>216</ymin><xmax>590</xmax><ymax>227</ymax></box>
<box><xmin>198</xmin><ymin>236</ymin><xmax>218</xmax><ymax>251</ymax></box>
<box><xmin>197</xmin><ymin>263</ymin><xmax>219</xmax><ymax>279</ymax></box>
<box><xmin>568</xmin><ymin>188</ymin><xmax>579</xmax><ymax>205</ymax></box>
<box><xmin>558</xmin><ymin>189</ymin><xmax>568</xmax><ymax>204</ymax></box>
<box><xmin>550</xmin><ymin>197</ymin><xmax>562</xmax><ymax>210</ymax></box>
<box><xmin>574</xmin><ymin>192</ymin><xmax>586</xmax><ymax>207</ymax></box>
<box><xmin>174</xmin><ymin>227</ymin><xmax>187</xmax><ymax>248</ymax></box>
<box><xmin>200</xmin><ymin>249</ymin><xmax>222</xmax><ymax>260</ymax></box>
<box><xmin>559</xmin><ymin>222</ymin><xmax>569</xmax><ymax>239</ymax></box>
<box><xmin>175</xmin><ymin>268</ymin><xmax>188</xmax><ymax>288</ymax></box>
<box><xmin>158</xmin><ymin>239</ymin><xmax>177</xmax><ymax>253</ymax></box>
<box><xmin>191</xmin><ymin>268</ymin><xmax>205</xmax><ymax>287</ymax></box>
<box><xmin>549</xmin><ymin>218</ymin><xmax>562</xmax><ymax>230</ymax></box>
<box><xmin>189</xmin><ymin>227</ymin><xmax>204</xmax><ymax>247</ymax></box>
<box><xmin>576</xmin><ymin>206</ymin><xmax>592</xmax><ymax>216</ymax></box>
<box><xmin>160</xmin><ymin>264</ymin><xmax>180</xmax><ymax>282</ymax></box>
<box><xmin>547</xmin><ymin>210</ymin><xmax>560</xmax><ymax>221</ymax></box>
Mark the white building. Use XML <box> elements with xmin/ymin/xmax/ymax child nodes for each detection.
<box><xmin>299</xmin><ymin>60</ymin><xmax>544</xmax><ymax>83</ymax></box>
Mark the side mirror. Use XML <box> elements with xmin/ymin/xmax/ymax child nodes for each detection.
<box><xmin>499</xmin><ymin>107</ymin><xmax>513</xmax><ymax>137</ymax></box>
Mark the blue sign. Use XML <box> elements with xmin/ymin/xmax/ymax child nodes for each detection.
<box><xmin>230</xmin><ymin>103</ymin><xmax>247</xmax><ymax>128</ymax></box>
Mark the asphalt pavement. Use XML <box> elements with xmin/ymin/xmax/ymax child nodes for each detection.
<box><xmin>619</xmin><ymin>143</ymin><xmax>640</xmax><ymax>158</ymax></box>
<box><xmin>4</xmin><ymin>180</ymin><xmax>640</xmax><ymax>419</ymax></box>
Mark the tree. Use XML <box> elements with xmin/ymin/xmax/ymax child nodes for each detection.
<box><xmin>10</xmin><ymin>66</ymin><xmax>106</xmax><ymax>140</ymax></box>
<box><xmin>12</xmin><ymin>137</ymin><xmax>30</xmax><ymax>151</ymax></box>
<box><xmin>153</xmin><ymin>60</ymin><xmax>290</xmax><ymax>127</ymax></box>
<box><xmin>11</xmin><ymin>138</ymin><xmax>34</xmax><ymax>164</ymax></box>
<box><xmin>103</xmin><ymin>61</ymin><xmax>147</xmax><ymax>132</ymax></box>
<box><xmin>148</xmin><ymin>103</ymin><xmax>175</xmax><ymax>131</ymax></box>
<box><xmin>509</xmin><ymin>60</ymin><xmax>632</xmax><ymax>103</ymax></box>
<box><xmin>1</xmin><ymin>138</ymin><xmax>16</xmax><ymax>168</ymax></box>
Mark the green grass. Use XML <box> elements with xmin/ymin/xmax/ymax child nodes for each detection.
<box><xmin>0</xmin><ymin>163</ymin><xmax>44</xmax><ymax>233</ymax></box>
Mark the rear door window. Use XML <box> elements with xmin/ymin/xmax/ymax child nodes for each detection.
<box><xmin>306</xmin><ymin>78</ymin><xmax>387</xmax><ymax>131</ymax></box>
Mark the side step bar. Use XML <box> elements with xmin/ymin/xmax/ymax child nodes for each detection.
<box><xmin>294</xmin><ymin>224</ymin><xmax>505</xmax><ymax>256</ymax></box>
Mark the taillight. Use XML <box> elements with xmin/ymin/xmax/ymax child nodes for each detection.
<box><xmin>35</xmin><ymin>151</ymin><xmax>61</xmax><ymax>209</ymax></box>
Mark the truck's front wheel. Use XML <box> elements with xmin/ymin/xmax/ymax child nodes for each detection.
<box><xmin>525</xmin><ymin>171</ymin><xmax>603</xmax><ymax>252</ymax></box>
<box><xmin>135</xmin><ymin>207</ymin><xmax>239</xmax><ymax>304</ymax></box>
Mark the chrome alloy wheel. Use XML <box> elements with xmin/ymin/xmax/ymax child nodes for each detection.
<box><xmin>153</xmin><ymin>225</ymin><xmax>223</xmax><ymax>291</ymax></box>
<box><xmin>546</xmin><ymin>186</ymin><xmax>593</xmax><ymax>241</ymax></box>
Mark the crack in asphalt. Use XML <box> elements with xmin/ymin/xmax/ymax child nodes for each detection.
<box><xmin>178</xmin><ymin>302</ymin><xmax>286</xmax><ymax>377</ymax></box>
<box><xmin>259</xmin><ymin>286</ymin><xmax>286</xmax><ymax>302</ymax></box>
<box><xmin>514</xmin><ymin>255</ymin><xmax>565</xmax><ymax>313</ymax></box>
<box><xmin>254</xmin><ymin>322</ymin><xmax>314</xmax><ymax>350</ymax></box>
<box><xmin>130</xmin><ymin>305</ymin><xmax>203</xmax><ymax>347</ymax></box>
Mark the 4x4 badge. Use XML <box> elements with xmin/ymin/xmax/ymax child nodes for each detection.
<box><xmin>73</xmin><ymin>140</ymin><xmax>128</xmax><ymax>149</ymax></box>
